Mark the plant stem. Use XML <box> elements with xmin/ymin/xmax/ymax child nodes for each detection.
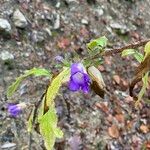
<box><xmin>91</xmin><ymin>39</ymin><xmax>150</xmax><ymax>60</ymax></box>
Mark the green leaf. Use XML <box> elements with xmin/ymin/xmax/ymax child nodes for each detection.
<box><xmin>46</xmin><ymin>67</ymin><xmax>70</xmax><ymax>107</ymax></box>
<box><xmin>27</xmin><ymin>108</ymin><xmax>35</xmax><ymax>132</ymax></box>
<box><xmin>38</xmin><ymin>95</ymin><xmax>46</xmax><ymax>120</ymax></box>
<box><xmin>87</xmin><ymin>36</ymin><xmax>108</xmax><ymax>52</ymax></box>
<box><xmin>39</xmin><ymin>106</ymin><xmax>63</xmax><ymax>150</ymax></box>
<box><xmin>144</xmin><ymin>41</ymin><xmax>150</xmax><ymax>59</ymax></box>
<box><xmin>121</xmin><ymin>49</ymin><xmax>135</xmax><ymax>57</ymax></box>
<box><xmin>7</xmin><ymin>68</ymin><xmax>51</xmax><ymax>97</ymax></box>
<box><xmin>133</xmin><ymin>52</ymin><xmax>144</xmax><ymax>63</ymax></box>
<box><xmin>121</xmin><ymin>49</ymin><xmax>144</xmax><ymax>63</ymax></box>
<box><xmin>25</xmin><ymin>68</ymin><xmax>51</xmax><ymax>77</ymax></box>
<box><xmin>7</xmin><ymin>76</ymin><xmax>24</xmax><ymax>98</ymax></box>
<box><xmin>138</xmin><ymin>71</ymin><xmax>149</xmax><ymax>101</ymax></box>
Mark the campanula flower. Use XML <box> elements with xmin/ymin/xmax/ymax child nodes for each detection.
<box><xmin>69</xmin><ymin>63</ymin><xmax>90</xmax><ymax>93</ymax></box>
<box><xmin>7</xmin><ymin>103</ymin><xmax>26</xmax><ymax>117</ymax></box>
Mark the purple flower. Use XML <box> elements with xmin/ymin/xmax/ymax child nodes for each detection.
<box><xmin>7</xmin><ymin>103</ymin><xmax>26</xmax><ymax>117</ymax></box>
<box><xmin>54</xmin><ymin>55</ymin><xmax>64</xmax><ymax>63</ymax></box>
<box><xmin>69</xmin><ymin>63</ymin><xmax>90</xmax><ymax>93</ymax></box>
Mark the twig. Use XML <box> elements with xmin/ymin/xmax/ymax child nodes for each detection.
<box><xmin>91</xmin><ymin>39</ymin><xmax>150</xmax><ymax>60</ymax></box>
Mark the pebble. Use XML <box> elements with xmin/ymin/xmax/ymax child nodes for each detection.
<box><xmin>31</xmin><ymin>30</ymin><xmax>45</xmax><ymax>43</ymax></box>
<box><xmin>81</xmin><ymin>19</ymin><xmax>88</xmax><ymax>25</ymax></box>
<box><xmin>13</xmin><ymin>9</ymin><xmax>28</xmax><ymax>28</ymax></box>
<box><xmin>1</xmin><ymin>142</ymin><xmax>16</xmax><ymax>149</ymax></box>
<box><xmin>110</xmin><ymin>22</ymin><xmax>126</xmax><ymax>30</ymax></box>
<box><xmin>53</xmin><ymin>13</ymin><xmax>60</xmax><ymax>29</ymax></box>
<box><xmin>110</xmin><ymin>22</ymin><xmax>128</xmax><ymax>34</ymax></box>
<box><xmin>0</xmin><ymin>51</ymin><xmax>14</xmax><ymax>61</ymax></box>
<box><xmin>0</xmin><ymin>18</ymin><xmax>11</xmax><ymax>33</ymax></box>
<box><xmin>95</xmin><ymin>7</ymin><xmax>104</xmax><ymax>16</ymax></box>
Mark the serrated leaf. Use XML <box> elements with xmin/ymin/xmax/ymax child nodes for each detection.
<box><xmin>54</xmin><ymin>128</ymin><xmax>63</xmax><ymax>138</ymax></box>
<box><xmin>138</xmin><ymin>71</ymin><xmax>149</xmax><ymax>101</ymax></box>
<box><xmin>39</xmin><ymin>106</ymin><xmax>63</xmax><ymax>150</ymax></box>
<box><xmin>7</xmin><ymin>68</ymin><xmax>51</xmax><ymax>97</ymax></box>
<box><xmin>121</xmin><ymin>49</ymin><xmax>135</xmax><ymax>57</ymax></box>
<box><xmin>25</xmin><ymin>68</ymin><xmax>51</xmax><ymax>77</ymax></box>
<box><xmin>46</xmin><ymin>67</ymin><xmax>70</xmax><ymax>107</ymax></box>
<box><xmin>7</xmin><ymin>76</ymin><xmax>24</xmax><ymax>97</ymax></box>
<box><xmin>144</xmin><ymin>41</ymin><xmax>150</xmax><ymax>59</ymax></box>
<box><xmin>38</xmin><ymin>95</ymin><xmax>46</xmax><ymax>120</ymax></box>
<box><xmin>27</xmin><ymin>108</ymin><xmax>35</xmax><ymax>132</ymax></box>
<box><xmin>87</xmin><ymin>36</ymin><xmax>108</xmax><ymax>52</ymax></box>
<box><xmin>122</xmin><ymin>49</ymin><xmax>144</xmax><ymax>63</ymax></box>
<box><xmin>133</xmin><ymin>52</ymin><xmax>144</xmax><ymax>63</ymax></box>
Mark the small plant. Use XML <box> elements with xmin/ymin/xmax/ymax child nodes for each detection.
<box><xmin>7</xmin><ymin>37</ymin><xmax>150</xmax><ymax>150</ymax></box>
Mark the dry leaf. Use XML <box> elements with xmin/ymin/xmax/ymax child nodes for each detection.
<box><xmin>104</xmin><ymin>56</ymin><xmax>112</xmax><ymax>65</ymax></box>
<box><xmin>58</xmin><ymin>38</ymin><xmax>70</xmax><ymax>49</ymax></box>
<box><xmin>95</xmin><ymin>102</ymin><xmax>109</xmax><ymax>114</ymax></box>
<box><xmin>121</xmin><ymin>78</ymin><xmax>129</xmax><ymax>90</ymax></box>
<box><xmin>145</xmin><ymin>141</ymin><xmax>150</xmax><ymax>149</ymax></box>
<box><xmin>115</xmin><ymin>114</ymin><xmax>125</xmax><ymax>123</ymax></box>
<box><xmin>88</xmin><ymin>66</ymin><xmax>106</xmax><ymax>98</ymax></box>
<box><xmin>98</xmin><ymin>65</ymin><xmax>105</xmax><ymax>72</ymax></box>
<box><xmin>126</xmin><ymin>120</ymin><xmax>134</xmax><ymax>130</ymax></box>
<box><xmin>108</xmin><ymin>125</ymin><xmax>119</xmax><ymax>138</ymax></box>
<box><xmin>140</xmin><ymin>124</ymin><xmax>149</xmax><ymax>133</ymax></box>
<box><xmin>113</xmin><ymin>75</ymin><xmax>121</xmax><ymax>84</ymax></box>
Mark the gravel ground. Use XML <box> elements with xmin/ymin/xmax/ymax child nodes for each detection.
<box><xmin>0</xmin><ymin>0</ymin><xmax>150</xmax><ymax>149</ymax></box>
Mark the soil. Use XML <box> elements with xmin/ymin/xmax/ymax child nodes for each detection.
<box><xmin>0</xmin><ymin>0</ymin><xmax>150</xmax><ymax>150</ymax></box>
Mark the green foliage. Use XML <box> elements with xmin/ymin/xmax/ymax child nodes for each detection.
<box><xmin>27</xmin><ymin>108</ymin><xmax>35</xmax><ymax>132</ymax></box>
<box><xmin>7</xmin><ymin>68</ymin><xmax>51</xmax><ymax>97</ymax></box>
<box><xmin>46</xmin><ymin>67</ymin><xmax>70</xmax><ymax>107</ymax></box>
<box><xmin>121</xmin><ymin>49</ymin><xmax>135</xmax><ymax>56</ymax></box>
<box><xmin>133</xmin><ymin>52</ymin><xmax>144</xmax><ymax>63</ymax></box>
<box><xmin>39</xmin><ymin>106</ymin><xmax>63</xmax><ymax>150</ymax></box>
<box><xmin>38</xmin><ymin>67</ymin><xmax>70</xmax><ymax>150</ymax></box>
<box><xmin>144</xmin><ymin>41</ymin><xmax>150</xmax><ymax>59</ymax></box>
<box><xmin>137</xmin><ymin>71</ymin><xmax>149</xmax><ymax>102</ymax></box>
<box><xmin>87</xmin><ymin>36</ymin><xmax>108</xmax><ymax>54</ymax></box>
<box><xmin>121</xmin><ymin>49</ymin><xmax>144</xmax><ymax>63</ymax></box>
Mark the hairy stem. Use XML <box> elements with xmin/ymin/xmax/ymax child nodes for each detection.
<box><xmin>92</xmin><ymin>39</ymin><xmax>150</xmax><ymax>60</ymax></box>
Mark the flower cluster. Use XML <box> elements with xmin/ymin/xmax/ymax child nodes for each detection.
<box><xmin>69</xmin><ymin>63</ymin><xmax>90</xmax><ymax>93</ymax></box>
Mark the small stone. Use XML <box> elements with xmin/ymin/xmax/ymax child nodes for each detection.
<box><xmin>44</xmin><ymin>27</ymin><xmax>52</xmax><ymax>37</ymax></box>
<box><xmin>0</xmin><ymin>51</ymin><xmax>14</xmax><ymax>61</ymax></box>
<box><xmin>95</xmin><ymin>7</ymin><xmax>104</xmax><ymax>16</ymax></box>
<box><xmin>31</xmin><ymin>31</ymin><xmax>45</xmax><ymax>43</ymax></box>
<box><xmin>0</xmin><ymin>18</ymin><xmax>11</xmax><ymax>33</ymax></box>
<box><xmin>13</xmin><ymin>9</ymin><xmax>28</xmax><ymax>28</ymax></box>
<box><xmin>81</xmin><ymin>19</ymin><xmax>88</xmax><ymax>25</ymax></box>
<box><xmin>1</xmin><ymin>142</ymin><xmax>16</xmax><ymax>149</ymax></box>
<box><xmin>55</xmin><ymin>2</ymin><xmax>61</xmax><ymax>8</ymax></box>
<box><xmin>110</xmin><ymin>22</ymin><xmax>128</xmax><ymax>34</ymax></box>
<box><xmin>54</xmin><ymin>13</ymin><xmax>60</xmax><ymax>29</ymax></box>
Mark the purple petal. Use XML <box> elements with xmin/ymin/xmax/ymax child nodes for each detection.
<box><xmin>72</xmin><ymin>72</ymin><xmax>85</xmax><ymax>85</ymax></box>
<box><xmin>7</xmin><ymin>104</ymin><xmax>21</xmax><ymax>117</ymax></box>
<box><xmin>83</xmin><ymin>73</ymin><xmax>90</xmax><ymax>83</ymax></box>
<box><xmin>69</xmin><ymin>79</ymin><xmax>80</xmax><ymax>91</ymax></box>
<box><xmin>71</xmin><ymin>63</ymin><xmax>85</xmax><ymax>75</ymax></box>
<box><xmin>81</xmin><ymin>83</ymin><xmax>90</xmax><ymax>93</ymax></box>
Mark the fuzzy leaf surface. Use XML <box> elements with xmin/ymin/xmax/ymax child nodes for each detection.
<box><xmin>7</xmin><ymin>68</ymin><xmax>51</xmax><ymax>97</ymax></box>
